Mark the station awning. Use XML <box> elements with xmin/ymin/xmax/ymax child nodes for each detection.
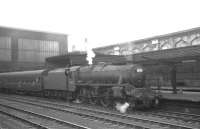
<box><xmin>126</xmin><ymin>45</ymin><xmax>200</xmax><ymax>65</ymax></box>
<box><xmin>93</xmin><ymin>45</ymin><xmax>200</xmax><ymax>65</ymax></box>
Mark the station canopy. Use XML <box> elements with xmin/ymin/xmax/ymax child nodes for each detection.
<box><xmin>127</xmin><ymin>44</ymin><xmax>200</xmax><ymax>65</ymax></box>
<box><xmin>93</xmin><ymin>45</ymin><xmax>200</xmax><ymax>65</ymax></box>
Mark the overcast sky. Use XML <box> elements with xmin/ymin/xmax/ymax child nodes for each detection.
<box><xmin>0</xmin><ymin>0</ymin><xmax>200</xmax><ymax>52</ymax></box>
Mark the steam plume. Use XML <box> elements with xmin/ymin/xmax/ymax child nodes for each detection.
<box><xmin>115</xmin><ymin>102</ymin><xmax>130</xmax><ymax>113</ymax></box>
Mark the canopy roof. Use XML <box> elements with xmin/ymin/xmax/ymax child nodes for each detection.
<box><xmin>128</xmin><ymin>44</ymin><xmax>200</xmax><ymax>65</ymax></box>
<box><xmin>93</xmin><ymin>45</ymin><xmax>200</xmax><ymax>65</ymax></box>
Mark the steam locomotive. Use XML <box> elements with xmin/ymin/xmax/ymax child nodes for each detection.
<box><xmin>0</xmin><ymin>63</ymin><xmax>160</xmax><ymax>109</ymax></box>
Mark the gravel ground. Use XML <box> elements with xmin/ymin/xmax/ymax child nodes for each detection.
<box><xmin>0</xmin><ymin>113</ymin><xmax>34</xmax><ymax>129</ymax></box>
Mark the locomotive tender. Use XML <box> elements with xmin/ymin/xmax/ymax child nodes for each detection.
<box><xmin>0</xmin><ymin>63</ymin><xmax>159</xmax><ymax>109</ymax></box>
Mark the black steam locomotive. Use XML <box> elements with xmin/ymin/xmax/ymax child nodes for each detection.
<box><xmin>0</xmin><ymin>63</ymin><xmax>160</xmax><ymax>109</ymax></box>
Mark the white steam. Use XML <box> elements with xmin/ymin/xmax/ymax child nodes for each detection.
<box><xmin>86</xmin><ymin>48</ymin><xmax>95</xmax><ymax>64</ymax></box>
<box><xmin>115</xmin><ymin>102</ymin><xmax>130</xmax><ymax>113</ymax></box>
<box><xmin>73</xmin><ymin>99</ymin><xmax>81</xmax><ymax>103</ymax></box>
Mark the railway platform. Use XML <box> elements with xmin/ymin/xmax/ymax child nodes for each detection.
<box><xmin>160</xmin><ymin>92</ymin><xmax>200</xmax><ymax>102</ymax></box>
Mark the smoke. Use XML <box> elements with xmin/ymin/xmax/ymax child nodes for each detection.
<box><xmin>115</xmin><ymin>102</ymin><xmax>130</xmax><ymax>113</ymax></box>
<box><xmin>86</xmin><ymin>48</ymin><xmax>95</xmax><ymax>64</ymax></box>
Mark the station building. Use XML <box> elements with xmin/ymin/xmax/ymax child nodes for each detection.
<box><xmin>93</xmin><ymin>27</ymin><xmax>200</xmax><ymax>98</ymax></box>
<box><xmin>0</xmin><ymin>26</ymin><xmax>68</xmax><ymax>72</ymax></box>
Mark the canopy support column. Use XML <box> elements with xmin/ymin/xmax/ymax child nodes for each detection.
<box><xmin>170</xmin><ymin>65</ymin><xmax>177</xmax><ymax>94</ymax></box>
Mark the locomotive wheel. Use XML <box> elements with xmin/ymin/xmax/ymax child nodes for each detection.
<box><xmin>100</xmin><ymin>96</ymin><xmax>111</xmax><ymax>107</ymax></box>
<box><xmin>89</xmin><ymin>97</ymin><xmax>98</xmax><ymax>105</ymax></box>
<box><xmin>77</xmin><ymin>88</ymin><xmax>87</xmax><ymax>103</ymax></box>
<box><xmin>130</xmin><ymin>101</ymin><xmax>136</xmax><ymax>109</ymax></box>
<box><xmin>143</xmin><ymin>99</ymin><xmax>151</xmax><ymax>108</ymax></box>
<box><xmin>100</xmin><ymin>91</ymin><xmax>112</xmax><ymax>107</ymax></box>
<box><xmin>88</xmin><ymin>89</ymin><xmax>98</xmax><ymax>105</ymax></box>
<box><xmin>78</xmin><ymin>96</ymin><xmax>86</xmax><ymax>103</ymax></box>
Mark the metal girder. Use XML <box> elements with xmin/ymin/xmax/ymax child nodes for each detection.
<box><xmin>93</xmin><ymin>27</ymin><xmax>200</xmax><ymax>56</ymax></box>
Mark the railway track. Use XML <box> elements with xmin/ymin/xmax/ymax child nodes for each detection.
<box><xmin>13</xmin><ymin>95</ymin><xmax>200</xmax><ymax>123</ymax></box>
<box><xmin>142</xmin><ymin>109</ymin><xmax>200</xmax><ymax>122</ymax></box>
<box><xmin>0</xmin><ymin>110</ymin><xmax>40</xmax><ymax>129</ymax></box>
<box><xmin>0</xmin><ymin>97</ymin><xmax>149</xmax><ymax>129</ymax></box>
<box><xmin>0</xmin><ymin>103</ymin><xmax>91</xmax><ymax>129</ymax></box>
<box><xmin>1</xmin><ymin>94</ymin><xmax>199</xmax><ymax>129</ymax></box>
